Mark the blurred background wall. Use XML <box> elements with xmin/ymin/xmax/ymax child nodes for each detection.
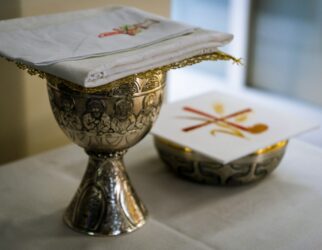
<box><xmin>0</xmin><ymin>0</ymin><xmax>170</xmax><ymax>164</ymax></box>
<box><xmin>168</xmin><ymin>0</ymin><xmax>322</xmax><ymax>147</ymax></box>
<box><xmin>1</xmin><ymin>0</ymin><xmax>321</xmax><ymax>164</ymax></box>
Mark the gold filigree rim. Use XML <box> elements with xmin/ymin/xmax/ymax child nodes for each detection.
<box><xmin>3</xmin><ymin>50</ymin><xmax>241</xmax><ymax>94</ymax></box>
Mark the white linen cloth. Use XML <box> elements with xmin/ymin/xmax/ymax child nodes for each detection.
<box><xmin>152</xmin><ymin>91</ymin><xmax>319</xmax><ymax>163</ymax></box>
<box><xmin>1</xmin><ymin>136</ymin><xmax>322</xmax><ymax>250</ymax></box>
<box><xmin>0</xmin><ymin>6</ymin><xmax>233</xmax><ymax>87</ymax></box>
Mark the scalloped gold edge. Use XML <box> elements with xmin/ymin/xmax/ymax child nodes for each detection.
<box><xmin>2</xmin><ymin>50</ymin><xmax>241</xmax><ymax>94</ymax></box>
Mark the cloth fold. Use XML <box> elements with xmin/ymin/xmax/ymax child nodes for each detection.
<box><xmin>0</xmin><ymin>6</ymin><xmax>233</xmax><ymax>87</ymax></box>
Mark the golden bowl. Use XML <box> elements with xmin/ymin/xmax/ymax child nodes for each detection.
<box><xmin>154</xmin><ymin>137</ymin><xmax>288</xmax><ymax>185</ymax></box>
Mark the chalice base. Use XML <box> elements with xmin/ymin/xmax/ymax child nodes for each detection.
<box><xmin>63</xmin><ymin>151</ymin><xmax>147</xmax><ymax>236</ymax></box>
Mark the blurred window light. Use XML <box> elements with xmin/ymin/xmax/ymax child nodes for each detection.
<box><xmin>170</xmin><ymin>0</ymin><xmax>322</xmax><ymax>109</ymax></box>
<box><xmin>171</xmin><ymin>0</ymin><xmax>230</xmax><ymax>78</ymax></box>
<box><xmin>169</xmin><ymin>0</ymin><xmax>322</xmax><ymax>147</ymax></box>
<box><xmin>248</xmin><ymin>0</ymin><xmax>322</xmax><ymax>107</ymax></box>
<box><xmin>169</xmin><ymin>0</ymin><xmax>250</xmax><ymax>102</ymax></box>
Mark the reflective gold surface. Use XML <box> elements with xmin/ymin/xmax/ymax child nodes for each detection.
<box><xmin>154</xmin><ymin>136</ymin><xmax>288</xmax><ymax>185</ymax></box>
<box><xmin>3</xmin><ymin>48</ymin><xmax>241</xmax><ymax>233</ymax></box>
<box><xmin>255</xmin><ymin>140</ymin><xmax>288</xmax><ymax>155</ymax></box>
<box><xmin>48</xmin><ymin>71</ymin><xmax>165</xmax><ymax>236</ymax></box>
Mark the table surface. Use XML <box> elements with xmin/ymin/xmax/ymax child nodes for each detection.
<box><xmin>1</xmin><ymin>135</ymin><xmax>322</xmax><ymax>250</ymax></box>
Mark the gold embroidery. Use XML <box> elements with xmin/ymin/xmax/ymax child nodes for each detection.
<box><xmin>214</xmin><ymin>103</ymin><xmax>224</xmax><ymax>115</ymax></box>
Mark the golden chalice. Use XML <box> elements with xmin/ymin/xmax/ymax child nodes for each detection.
<box><xmin>8</xmin><ymin>51</ymin><xmax>238</xmax><ymax>236</ymax></box>
<box><xmin>47</xmin><ymin>71</ymin><xmax>165</xmax><ymax>236</ymax></box>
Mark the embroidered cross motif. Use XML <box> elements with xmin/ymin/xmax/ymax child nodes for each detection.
<box><xmin>98</xmin><ymin>19</ymin><xmax>159</xmax><ymax>38</ymax></box>
<box><xmin>181</xmin><ymin>104</ymin><xmax>268</xmax><ymax>139</ymax></box>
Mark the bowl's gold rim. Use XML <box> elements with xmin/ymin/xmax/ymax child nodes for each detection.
<box><xmin>255</xmin><ymin>140</ymin><xmax>288</xmax><ymax>155</ymax></box>
<box><xmin>154</xmin><ymin>136</ymin><xmax>288</xmax><ymax>157</ymax></box>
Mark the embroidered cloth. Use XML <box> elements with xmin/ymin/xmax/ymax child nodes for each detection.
<box><xmin>0</xmin><ymin>6</ymin><xmax>233</xmax><ymax>87</ymax></box>
<box><xmin>152</xmin><ymin>91</ymin><xmax>318</xmax><ymax>163</ymax></box>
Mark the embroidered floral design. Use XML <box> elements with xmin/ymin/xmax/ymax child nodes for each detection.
<box><xmin>98</xmin><ymin>19</ymin><xmax>159</xmax><ymax>38</ymax></box>
<box><xmin>181</xmin><ymin>103</ymin><xmax>268</xmax><ymax>139</ymax></box>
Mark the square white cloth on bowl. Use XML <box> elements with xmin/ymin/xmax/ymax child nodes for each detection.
<box><xmin>152</xmin><ymin>91</ymin><xmax>319</xmax><ymax>163</ymax></box>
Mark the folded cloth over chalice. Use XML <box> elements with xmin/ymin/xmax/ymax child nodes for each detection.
<box><xmin>0</xmin><ymin>6</ymin><xmax>240</xmax><ymax>236</ymax></box>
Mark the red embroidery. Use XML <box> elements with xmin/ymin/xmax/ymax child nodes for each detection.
<box><xmin>181</xmin><ymin>106</ymin><xmax>268</xmax><ymax>138</ymax></box>
<box><xmin>98</xmin><ymin>19</ymin><xmax>159</xmax><ymax>38</ymax></box>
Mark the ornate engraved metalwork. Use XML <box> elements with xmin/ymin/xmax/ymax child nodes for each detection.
<box><xmin>47</xmin><ymin>71</ymin><xmax>165</xmax><ymax>236</ymax></box>
<box><xmin>64</xmin><ymin>151</ymin><xmax>147</xmax><ymax>235</ymax></box>
<box><xmin>1</xmin><ymin>46</ymin><xmax>241</xmax><ymax>235</ymax></box>
<box><xmin>154</xmin><ymin>137</ymin><xmax>287</xmax><ymax>185</ymax></box>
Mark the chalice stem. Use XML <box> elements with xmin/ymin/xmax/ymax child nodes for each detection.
<box><xmin>63</xmin><ymin>151</ymin><xmax>147</xmax><ymax>236</ymax></box>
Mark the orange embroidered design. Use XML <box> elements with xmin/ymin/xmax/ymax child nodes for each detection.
<box><xmin>181</xmin><ymin>104</ymin><xmax>268</xmax><ymax>139</ymax></box>
<box><xmin>98</xmin><ymin>19</ymin><xmax>159</xmax><ymax>38</ymax></box>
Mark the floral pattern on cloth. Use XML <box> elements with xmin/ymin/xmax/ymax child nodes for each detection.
<box><xmin>98</xmin><ymin>19</ymin><xmax>160</xmax><ymax>38</ymax></box>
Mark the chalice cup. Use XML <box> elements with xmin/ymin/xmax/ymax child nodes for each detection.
<box><xmin>47</xmin><ymin>71</ymin><xmax>165</xmax><ymax>236</ymax></box>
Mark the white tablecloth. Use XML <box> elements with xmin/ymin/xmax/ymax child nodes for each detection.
<box><xmin>1</xmin><ymin>136</ymin><xmax>322</xmax><ymax>250</ymax></box>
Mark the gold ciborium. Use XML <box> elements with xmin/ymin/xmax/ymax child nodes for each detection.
<box><xmin>47</xmin><ymin>71</ymin><xmax>165</xmax><ymax>236</ymax></box>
